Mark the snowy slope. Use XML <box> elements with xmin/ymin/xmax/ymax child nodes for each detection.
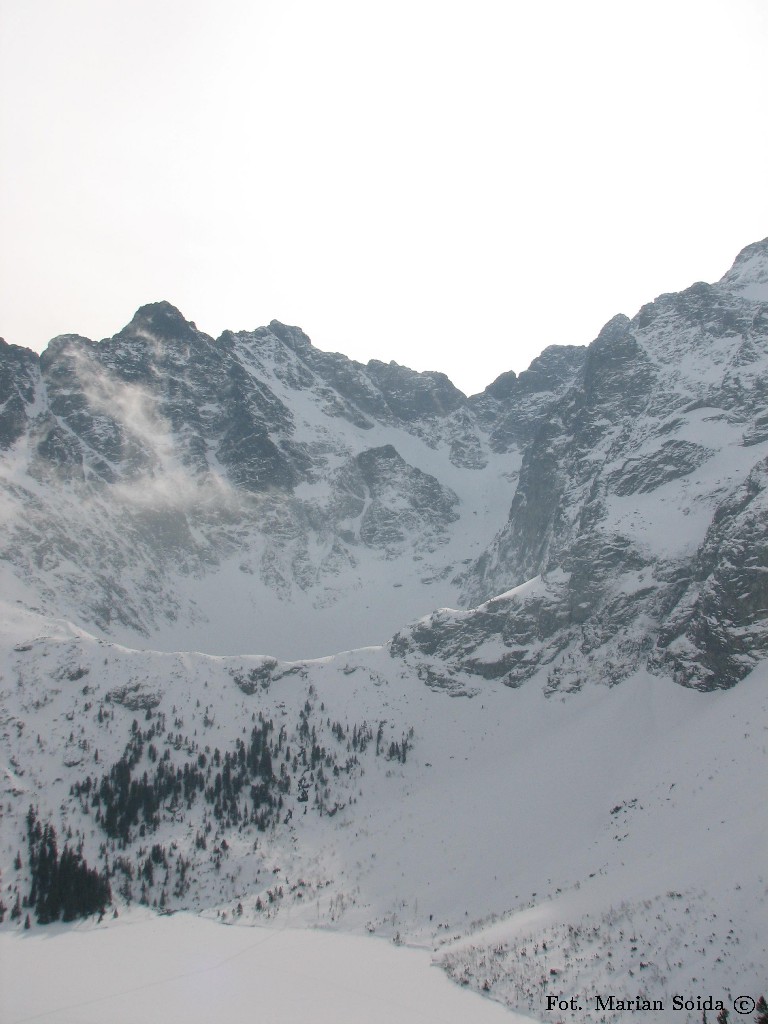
<box><xmin>421</xmin><ymin>239</ymin><xmax>768</xmax><ymax>692</ymax></box>
<box><xmin>0</xmin><ymin>309</ymin><xmax>520</xmax><ymax>659</ymax></box>
<box><xmin>3</xmin><ymin>241</ymin><xmax>766</xmax><ymax>683</ymax></box>
<box><xmin>0</xmin><ymin>601</ymin><xmax>765</xmax><ymax>1021</ymax></box>
<box><xmin>1</xmin><ymin>238</ymin><xmax>767</xmax><ymax>1021</ymax></box>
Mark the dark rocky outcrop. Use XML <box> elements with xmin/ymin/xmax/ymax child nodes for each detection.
<box><xmin>2</xmin><ymin>238</ymin><xmax>768</xmax><ymax>689</ymax></box>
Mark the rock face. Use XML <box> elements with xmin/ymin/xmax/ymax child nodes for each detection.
<box><xmin>0</xmin><ymin>303</ymin><xmax>491</xmax><ymax>656</ymax></box>
<box><xmin>1</xmin><ymin>240</ymin><xmax>768</xmax><ymax>685</ymax></box>
<box><xmin>2</xmin><ymin>242</ymin><xmax>767</xmax><ymax>1023</ymax></box>
<box><xmin>394</xmin><ymin>239</ymin><xmax>768</xmax><ymax>692</ymax></box>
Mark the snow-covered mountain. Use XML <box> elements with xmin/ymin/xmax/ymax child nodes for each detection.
<box><xmin>2</xmin><ymin>240</ymin><xmax>768</xmax><ymax>683</ymax></box>
<box><xmin>1</xmin><ymin>239</ymin><xmax>767</xmax><ymax>1022</ymax></box>
<box><xmin>0</xmin><ymin>301</ymin><xmax>516</xmax><ymax>658</ymax></box>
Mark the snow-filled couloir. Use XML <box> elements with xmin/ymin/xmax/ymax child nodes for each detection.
<box><xmin>1</xmin><ymin>238</ymin><xmax>767</xmax><ymax>1023</ymax></box>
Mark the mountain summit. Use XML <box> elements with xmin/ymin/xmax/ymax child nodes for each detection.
<box><xmin>2</xmin><ymin>240</ymin><xmax>766</xmax><ymax>684</ymax></box>
<box><xmin>0</xmin><ymin>239</ymin><xmax>766</xmax><ymax>1019</ymax></box>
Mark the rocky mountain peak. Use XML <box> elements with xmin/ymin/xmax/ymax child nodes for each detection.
<box><xmin>479</xmin><ymin>368</ymin><xmax>517</xmax><ymax>400</ymax></box>
<box><xmin>115</xmin><ymin>300</ymin><xmax>205</xmax><ymax>346</ymax></box>
<box><xmin>264</xmin><ymin>320</ymin><xmax>314</xmax><ymax>352</ymax></box>
<box><xmin>717</xmin><ymin>236</ymin><xmax>768</xmax><ymax>300</ymax></box>
<box><xmin>1</xmin><ymin>237</ymin><xmax>767</xmax><ymax>690</ymax></box>
<box><xmin>1</xmin><ymin>239</ymin><xmax>767</xmax><ymax>1016</ymax></box>
<box><xmin>39</xmin><ymin>332</ymin><xmax>96</xmax><ymax>363</ymax></box>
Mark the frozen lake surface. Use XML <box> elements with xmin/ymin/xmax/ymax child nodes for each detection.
<box><xmin>0</xmin><ymin>910</ymin><xmax>528</xmax><ymax>1024</ymax></box>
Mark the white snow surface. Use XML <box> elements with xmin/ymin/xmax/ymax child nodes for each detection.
<box><xmin>719</xmin><ymin>239</ymin><xmax>768</xmax><ymax>302</ymax></box>
<box><xmin>0</xmin><ymin>602</ymin><xmax>765</xmax><ymax>1022</ymax></box>
<box><xmin>1</xmin><ymin>244</ymin><xmax>767</xmax><ymax>1021</ymax></box>
<box><xmin>0</xmin><ymin>911</ymin><xmax>522</xmax><ymax>1024</ymax></box>
<box><xmin>0</xmin><ymin>334</ymin><xmax>520</xmax><ymax>659</ymax></box>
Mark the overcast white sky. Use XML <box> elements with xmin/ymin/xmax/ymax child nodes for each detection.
<box><xmin>1</xmin><ymin>0</ymin><xmax>767</xmax><ymax>395</ymax></box>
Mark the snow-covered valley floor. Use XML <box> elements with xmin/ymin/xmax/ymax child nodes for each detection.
<box><xmin>1</xmin><ymin>602</ymin><xmax>765</xmax><ymax>1023</ymax></box>
<box><xmin>0</xmin><ymin>910</ymin><xmax>524</xmax><ymax>1024</ymax></box>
